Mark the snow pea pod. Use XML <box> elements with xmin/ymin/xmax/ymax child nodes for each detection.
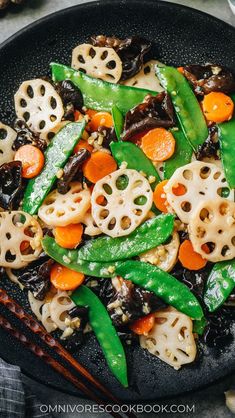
<box><xmin>72</xmin><ymin>286</ymin><xmax>128</xmax><ymax>387</ymax></box>
<box><xmin>204</xmin><ymin>260</ymin><xmax>235</xmax><ymax>312</ymax></box>
<box><xmin>116</xmin><ymin>260</ymin><xmax>204</xmax><ymax>320</ymax></box>
<box><xmin>156</xmin><ymin>66</ymin><xmax>208</xmax><ymax>152</ymax></box>
<box><xmin>111</xmin><ymin>105</ymin><xmax>124</xmax><ymax>140</ymax></box>
<box><xmin>110</xmin><ymin>141</ymin><xmax>160</xmax><ymax>189</ymax></box>
<box><xmin>22</xmin><ymin>121</ymin><xmax>86</xmax><ymax>215</ymax></box>
<box><xmin>51</xmin><ymin>63</ymin><xmax>157</xmax><ymax>114</ymax></box>
<box><xmin>218</xmin><ymin>119</ymin><xmax>235</xmax><ymax>188</ymax></box>
<box><xmin>42</xmin><ymin>236</ymin><xmax>119</xmax><ymax>278</ymax></box>
<box><xmin>164</xmin><ymin>128</ymin><xmax>193</xmax><ymax>179</ymax></box>
<box><xmin>78</xmin><ymin>214</ymin><xmax>174</xmax><ymax>262</ymax></box>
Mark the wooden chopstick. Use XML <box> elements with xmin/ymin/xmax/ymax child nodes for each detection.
<box><xmin>0</xmin><ymin>289</ymin><xmax>137</xmax><ymax>418</ymax></box>
<box><xmin>0</xmin><ymin>313</ymin><xmax>123</xmax><ymax>418</ymax></box>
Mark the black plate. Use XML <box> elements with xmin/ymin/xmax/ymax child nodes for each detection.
<box><xmin>0</xmin><ymin>0</ymin><xmax>235</xmax><ymax>401</ymax></box>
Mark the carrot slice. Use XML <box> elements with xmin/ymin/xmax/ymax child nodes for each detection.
<box><xmin>86</xmin><ymin>109</ymin><xmax>98</xmax><ymax>119</ymax></box>
<box><xmin>83</xmin><ymin>151</ymin><xmax>117</xmax><ymax>183</ymax></box>
<box><xmin>177</xmin><ymin>67</ymin><xmax>184</xmax><ymax>74</ymax></box>
<box><xmin>130</xmin><ymin>313</ymin><xmax>155</xmax><ymax>335</ymax></box>
<box><xmin>14</xmin><ymin>144</ymin><xmax>44</xmax><ymax>179</ymax></box>
<box><xmin>89</xmin><ymin>111</ymin><xmax>113</xmax><ymax>132</ymax></box>
<box><xmin>153</xmin><ymin>179</ymin><xmax>169</xmax><ymax>213</ymax></box>
<box><xmin>74</xmin><ymin>139</ymin><xmax>94</xmax><ymax>154</ymax></box>
<box><xmin>202</xmin><ymin>92</ymin><xmax>234</xmax><ymax>123</ymax></box>
<box><xmin>54</xmin><ymin>223</ymin><xmax>83</xmax><ymax>249</ymax></box>
<box><xmin>141</xmin><ymin>128</ymin><xmax>176</xmax><ymax>162</ymax></box>
<box><xmin>179</xmin><ymin>239</ymin><xmax>207</xmax><ymax>270</ymax></box>
<box><xmin>50</xmin><ymin>263</ymin><xmax>84</xmax><ymax>291</ymax></box>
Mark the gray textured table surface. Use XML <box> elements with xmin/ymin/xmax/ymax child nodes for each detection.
<box><xmin>1</xmin><ymin>1</ymin><xmax>235</xmax><ymax>417</ymax></box>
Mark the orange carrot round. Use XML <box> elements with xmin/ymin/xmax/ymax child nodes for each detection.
<box><xmin>141</xmin><ymin>128</ymin><xmax>176</xmax><ymax>162</ymax></box>
<box><xmin>86</xmin><ymin>109</ymin><xmax>98</xmax><ymax>119</ymax></box>
<box><xmin>177</xmin><ymin>66</ymin><xmax>184</xmax><ymax>74</ymax></box>
<box><xmin>179</xmin><ymin>239</ymin><xmax>207</xmax><ymax>270</ymax></box>
<box><xmin>202</xmin><ymin>92</ymin><xmax>234</xmax><ymax>123</ymax></box>
<box><xmin>130</xmin><ymin>313</ymin><xmax>155</xmax><ymax>335</ymax></box>
<box><xmin>50</xmin><ymin>263</ymin><xmax>84</xmax><ymax>291</ymax></box>
<box><xmin>14</xmin><ymin>144</ymin><xmax>44</xmax><ymax>178</ymax></box>
<box><xmin>54</xmin><ymin>223</ymin><xmax>83</xmax><ymax>249</ymax></box>
<box><xmin>89</xmin><ymin>111</ymin><xmax>113</xmax><ymax>132</ymax></box>
<box><xmin>153</xmin><ymin>179</ymin><xmax>169</xmax><ymax>213</ymax></box>
<box><xmin>83</xmin><ymin>151</ymin><xmax>117</xmax><ymax>183</ymax></box>
<box><xmin>74</xmin><ymin>139</ymin><xmax>94</xmax><ymax>154</ymax></box>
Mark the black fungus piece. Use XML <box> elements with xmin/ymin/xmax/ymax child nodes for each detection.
<box><xmin>15</xmin><ymin>255</ymin><xmax>53</xmax><ymax>301</ymax></box>
<box><xmin>64</xmin><ymin>330</ymin><xmax>86</xmax><ymax>352</ymax></box>
<box><xmin>117</xmin><ymin>328</ymin><xmax>139</xmax><ymax>346</ymax></box>
<box><xmin>90</xmin><ymin>35</ymin><xmax>151</xmax><ymax>81</ymax></box>
<box><xmin>57</xmin><ymin>149</ymin><xmax>91</xmax><ymax>194</ymax></box>
<box><xmin>196</xmin><ymin>125</ymin><xmax>220</xmax><ymax>161</ymax></box>
<box><xmin>0</xmin><ymin>161</ymin><xmax>24</xmax><ymax>210</ymax></box>
<box><xmin>203</xmin><ymin>307</ymin><xmax>235</xmax><ymax>348</ymax></box>
<box><xmin>13</xmin><ymin>119</ymin><xmax>47</xmax><ymax>152</ymax></box>
<box><xmin>122</xmin><ymin>92</ymin><xmax>175</xmax><ymax>141</ymax></box>
<box><xmin>85</xmin><ymin>277</ymin><xmax>166</xmax><ymax>327</ymax></box>
<box><xmin>97</xmin><ymin>126</ymin><xmax>117</xmax><ymax>149</ymax></box>
<box><xmin>68</xmin><ymin>305</ymin><xmax>89</xmax><ymax>329</ymax></box>
<box><xmin>183</xmin><ymin>64</ymin><xmax>235</xmax><ymax>96</ymax></box>
<box><xmin>55</xmin><ymin>80</ymin><xmax>84</xmax><ymax>121</ymax></box>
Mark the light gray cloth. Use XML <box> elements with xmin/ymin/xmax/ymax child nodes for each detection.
<box><xmin>0</xmin><ymin>358</ymin><xmax>53</xmax><ymax>418</ymax></box>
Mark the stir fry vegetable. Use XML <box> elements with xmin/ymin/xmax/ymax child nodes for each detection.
<box><xmin>51</xmin><ymin>63</ymin><xmax>158</xmax><ymax>114</ymax></box>
<box><xmin>72</xmin><ymin>286</ymin><xmax>128</xmax><ymax>387</ymax></box>
<box><xmin>111</xmin><ymin>105</ymin><xmax>124</xmax><ymax>140</ymax></box>
<box><xmin>204</xmin><ymin>261</ymin><xmax>235</xmax><ymax>312</ymax></box>
<box><xmin>116</xmin><ymin>260</ymin><xmax>204</xmax><ymax>319</ymax></box>
<box><xmin>110</xmin><ymin>141</ymin><xmax>160</xmax><ymax>189</ymax></box>
<box><xmin>218</xmin><ymin>119</ymin><xmax>235</xmax><ymax>188</ymax></box>
<box><xmin>164</xmin><ymin>128</ymin><xmax>192</xmax><ymax>179</ymax></box>
<box><xmin>22</xmin><ymin>121</ymin><xmax>86</xmax><ymax>214</ymax></box>
<box><xmin>156</xmin><ymin>66</ymin><xmax>208</xmax><ymax>151</ymax></box>
<box><xmin>42</xmin><ymin>236</ymin><xmax>120</xmax><ymax>277</ymax></box>
<box><xmin>78</xmin><ymin>214</ymin><xmax>174</xmax><ymax>262</ymax></box>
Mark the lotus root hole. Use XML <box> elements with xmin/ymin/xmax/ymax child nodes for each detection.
<box><xmin>182</xmin><ymin>169</ymin><xmax>193</xmax><ymax>180</ymax></box>
<box><xmin>200</xmin><ymin>166</ymin><xmax>211</xmax><ymax>179</ymax></box>
<box><xmin>199</xmin><ymin>208</ymin><xmax>213</xmax><ymax>222</ymax></box>
<box><xmin>219</xmin><ymin>202</ymin><xmax>229</xmax><ymax>215</ymax></box>
<box><xmin>0</xmin><ymin>129</ymin><xmax>7</xmax><ymax>140</ymax></box>
<box><xmin>213</xmin><ymin>171</ymin><xmax>221</xmax><ymax>180</ymax></box>
<box><xmin>121</xmin><ymin>216</ymin><xmax>131</xmax><ymax>230</ymax></box>
<box><xmin>181</xmin><ymin>201</ymin><xmax>192</xmax><ymax>213</ymax></box>
<box><xmin>27</xmin><ymin>85</ymin><xmax>34</xmax><ymax>98</ymax></box>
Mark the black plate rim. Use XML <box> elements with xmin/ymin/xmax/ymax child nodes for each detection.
<box><xmin>0</xmin><ymin>0</ymin><xmax>235</xmax><ymax>53</ymax></box>
<box><xmin>0</xmin><ymin>0</ymin><xmax>235</xmax><ymax>401</ymax></box>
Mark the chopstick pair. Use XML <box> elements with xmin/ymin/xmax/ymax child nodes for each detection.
<box><xmin>0</xmin><ymin>288</ymin><xmax>136</xmax><ymax>418</ymax></box>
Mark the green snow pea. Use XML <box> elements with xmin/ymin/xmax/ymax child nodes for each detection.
<box><xmin>218</xmin><ymin>119</ymin><xmax>235</xmax><ymax>188</ymax></box>
<box><xmin>111</xmin><ymin>105</ymin><xmax>124</xmax><ymax>140</ymax></box>
<box><xmin>42</xmin><ymin>236</ymin><xmax>120</xmax><ymax>278</ymax></box>
<box><xmin>72</xmin><ymin>286</ymin><xmax>128</xmax><ymax>387</ymax></box>
<box><xmin>78</xmin><ymin>214</ymin><xmax>174</xmax><ymax>262</ymax></box>
<box><xmin>204</xmin><ymin>260</ymin><xmax>235</xmax><ymax>312</ymax></box>
<box><xmin>110</xmin><ymin>141</ymin><xmax>160</xmax><ymax>189</ymax></box>
<box><xmin>116</xmin><ymin>260</ymin><xmax>204</xmax><ymax>320</ymax></box>
<box><xmin>193</xmin><ymin>317</ymin><xmax>207</xmax><ymax>336</ymax></box>
<box><xmin>51</xmin><ymin>63</ymin><xmax>158</xmax><ymax>114</ymax></box>
<box><xmin>22</xmin><ymin>121</ymin><xmax>86</xmax><ymax>215</ymax></box>
<box><xmin>156</xmin><ymin>66</ymin><xmax>208</xmax><ymax>152</ymax></box>
<box><xmin>164</xmin><ymin>128</ymin><xmax>193</xmax><ymax>179</ymax></box>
